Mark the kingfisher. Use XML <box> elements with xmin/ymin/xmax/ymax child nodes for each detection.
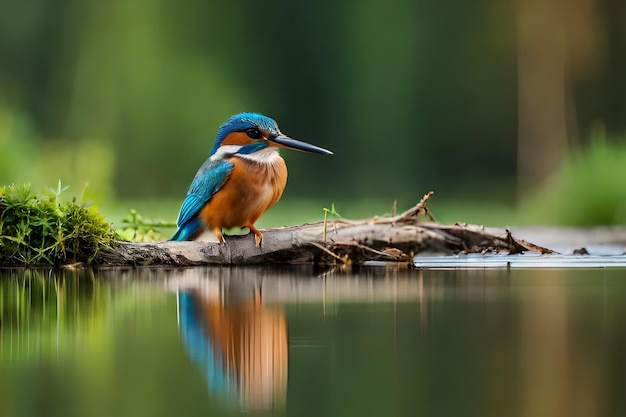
<box><xmin>170</xmin><ymin>112</ymin><xmax>332</xmax><ymax>245</ymax></box>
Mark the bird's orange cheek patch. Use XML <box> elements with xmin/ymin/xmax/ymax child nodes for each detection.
<box><xmin>221</xmin><ymin>132</ymin><xmax>257</xmax><ymax>146</ymax></box>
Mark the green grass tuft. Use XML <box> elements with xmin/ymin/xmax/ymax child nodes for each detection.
<box><xmin>0</xmin><ymin>183</ymin><xmax>117</xmax><ymax>265</ymax></box>
<box><xmin>521</xmin><ymin>133</ymin><xmax>626</xmax><ymax>226</ymax></box>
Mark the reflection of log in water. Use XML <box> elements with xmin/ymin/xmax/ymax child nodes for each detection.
<box><xmin>167</xmin><ymin>266</ymin><xmax>427</xmax><ymax>304</ymax></box>
<box><xmin>178</xmin><ymin>280</ymin><xmax>287</xmax><ymax>411</ymax></box>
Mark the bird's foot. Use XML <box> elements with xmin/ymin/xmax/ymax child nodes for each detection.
<box><xmin>247</xmin><ymin>224</ymin><xmax>263</xmax><ymax>247</ymax></box>
<box><xmin>213</xmin><ymin>228</ymin><xmax>226</xmax><ymax>244</ymax></box>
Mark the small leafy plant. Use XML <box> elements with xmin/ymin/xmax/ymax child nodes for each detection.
<box><xmin>323</xmin><ymin>203</ymin><xmax>342</xmax><ymax>242</ymax></box>
<box><xmin>0</xmin><ymin>182</ymin><xmax>117</xmax><ymax>265</ymax></box>
<box><xmin>116</xmin><ymin>209</ymin><xmax>175</xmax><ymax>242</ymax></box>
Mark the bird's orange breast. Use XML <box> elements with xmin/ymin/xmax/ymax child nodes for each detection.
<box><xmin>199</xmin><ymin>155</ymin><xmax>288</xmax><ymax>231</ymax></box>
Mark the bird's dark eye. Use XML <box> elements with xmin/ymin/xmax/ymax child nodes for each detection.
<box><xmin>246</xmin><ymin>128</ymin><xmax>262</xmax><ymax>139</ymax></box>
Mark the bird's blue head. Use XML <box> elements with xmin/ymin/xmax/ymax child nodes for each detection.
<box><xmin>209</xmin><ymin>112</ymin><xmax>332</xmax><ymax>158</ymax></box>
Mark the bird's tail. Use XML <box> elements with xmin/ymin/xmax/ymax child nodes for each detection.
<box><xmin>170</xmin><ymin>228</ymin><xmax>183</xmax><ymax>241</ymax></box>
<box><xmin>169</xmin><ymin>218</ymin><xmax>203</xmax><ymax>241</ymax></box>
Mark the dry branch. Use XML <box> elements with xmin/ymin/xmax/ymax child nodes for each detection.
<box><xmin>93</xmin><ymin>193</ymin><xmax>553</xmax><ymax>266</ymax></box>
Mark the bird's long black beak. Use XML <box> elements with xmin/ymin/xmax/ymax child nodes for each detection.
<box><xmin>269</xmin><ymin>135</ymin><xmax>333</xmax><ymax>155</ymax></box>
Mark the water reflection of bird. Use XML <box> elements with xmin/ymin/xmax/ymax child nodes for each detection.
<box><xmin>178</xmin><ymin>281</ymin><xmax>288</xmax><ymax>411</ymax></box>
<box><xmin>170</xmin><ymin>112</ymin><xmax>332</xmax><ymax>245</ymax></box>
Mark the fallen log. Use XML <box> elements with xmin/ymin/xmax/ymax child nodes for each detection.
<box><xmin>93</xmin><ymin>192</ymin><xmax>554</xmax><ymax>266</ymax></box>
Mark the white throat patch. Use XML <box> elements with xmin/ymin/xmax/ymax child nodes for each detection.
<box><xmin>237</xmin><ymin>146</ymin><xmax>281</xmax><ymax>164</ymax></box>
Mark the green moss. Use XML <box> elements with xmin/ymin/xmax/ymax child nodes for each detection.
<box><xmin>0</xmin><ymin>183</ymin><xmax>117</xmax><ymax>265</ymax></box>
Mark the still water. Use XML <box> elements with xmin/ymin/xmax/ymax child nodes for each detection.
<box><xmin>0</xmin><ymin>266</ymin><xmax>625</xmax><ymax>417</ymax></box>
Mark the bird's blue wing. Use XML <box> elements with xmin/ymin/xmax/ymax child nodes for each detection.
<box><xmin>170</xmin><ymin>159</ymin><xmax>234</xmax><ymax>241</ymax></box>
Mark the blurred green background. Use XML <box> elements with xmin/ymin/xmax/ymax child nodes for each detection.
<box><xmin>1</xmin><ymin>0</ymin><xmax>625</xmax><ymax>229</ymax></box>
